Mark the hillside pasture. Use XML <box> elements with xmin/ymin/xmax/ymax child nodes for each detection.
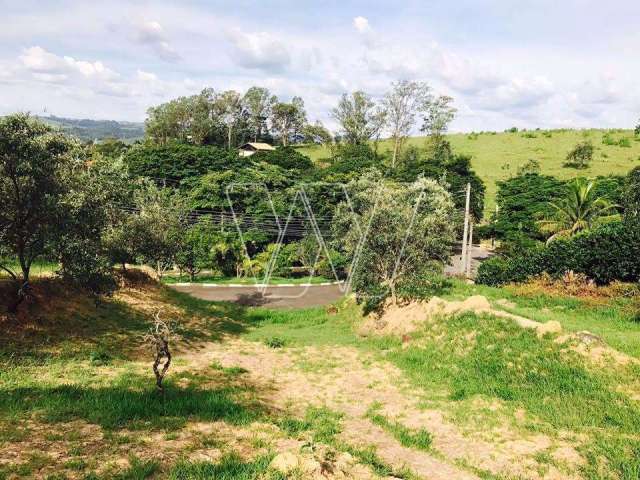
<box><xmin>300</xmin><ymin>129</ymin><xmax>640</xmax><ymax>213</ymax></box>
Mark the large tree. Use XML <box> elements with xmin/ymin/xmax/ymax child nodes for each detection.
<box><xmin>382</xmin><ymin>80</ymin><xmax>432</xmax><ymax>168</ymax></box>
<box><xmin>420</xmin><ymin>95</ymin><xmax>456</xmax><ymax>146</ymax></box>
<box><xmin>128</xmin><ymin>184</ymin><xmax>187</xmax><ymax>279</ymax></box>
<box><xmin>331</xmin><ymin>91</ymin><xmax>386</xmax><ymax>145</ymax></box>
<box><xmin>302</xmin><ymin>120</ymin><xmax>333</xmax><ymax>145</ymax></box>
<box><xmin>334</xmin><ymin>172</ymin><xmax>456</xmax><ymax>306</ymax></box>
<box><xmin>214</xmin><ymin>90</ymin><xmax>246</xmax><ymax>150</ymax></box>
<box><xmin>243</xmin><ymin>87</ymin><xmax>277</xmax><ymax>142</ymax></box>
<box><xmin>271</xmin><ymin>98</ymin><xmax>306</xmax><ymax>146</ymax></box>
<box><xmin>0</xmin><ymin>114</ymin><xmax>76</xmax><ymax>311</ymax></box>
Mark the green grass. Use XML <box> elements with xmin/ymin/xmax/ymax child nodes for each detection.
<box><xmin>0</xmin><ymin>259</ymin><xmax>58</xmax><ymax>279</ymax></box>
<box><xmin>299</xmin><ymin>129</ymin><xmax>640</xmax><ymax>214</ymax></box>
<box><xmin>0</xmin><ymin>370</ymin><xmax>262</xmax><ymax>430</ymax></box>
<box><xmin>366</xmin><ymin>402</ymin><xmax>432</xmax><ymax>451</ymax></box>
<box><xmin>441</xmin><ymin>280</ymin><xmax>640</xmax><ymax>359</ymax></box>
<box><xmin>169</xmin><ymin>451</ymin><xmax>276</xmax><ymax>480</ymax></box>
<box><xmin>163</xmin><ymin>274</ymin><xmax>333</xmax><ymax>285</ymax></box>
<box><xmin>241</xmin><ymin>301</ymin><xmax>360</xmax><ymax>347</ymax></box>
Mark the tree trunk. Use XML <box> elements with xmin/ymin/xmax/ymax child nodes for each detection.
<box><xmin>392</xmin><ymin>137</ymin><xmax>399</xmax><ymax>168</ymax></box>
<box><xmin>228</xmin><ymin>126</ymin><xmax>232</xmax><ymax>150</ymax></box>
<box><xmin>7</xmin><ymin>288</ymin><xmax>25</xmax><ymax>314</ymax></box>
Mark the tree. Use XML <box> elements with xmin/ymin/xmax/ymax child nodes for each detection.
<box><xmin>0</xmin><ymin>114</ymin><xmax>76</xmax><ymax>312</ymax></box>
<box><xmin>175</xmin><ymin>217</ymin><xmax>216</xmax><ymax>281</ymax></box>
<box><xmin>55</xmin><ymin>154</ymin><xmax>130</xmax><ymax>299</ymax></box>
<box><xmin>537</xmin><ymin>178</ymin><xmax>618</xmax><ymax>243</ymax></box>
<box><xmin>302</xmin><ymin>121</ymin><xmax>333</xmax><ymax>145</ymax></box>
<box><xmin>331</xmin><ymin>91</ymin><xmax>385</xmax><ymax>145</ymax></box>
<box><xmin>382</xmin><ymin>80</ymin><xmax>432</xmax><ymax>168</ymax></box>
<box><xmin>564</xmin><ymin>141</ymin><xmax>593</xmax><ymax>169</ymax></box>
<box><xmin>214</xmin><ymin>90</ymin><xmax>245</xmax><ymax>150</ymax></box>
<box><xmin>243</xmin><ymin>87</ymin><xmax>277</xmax><ymax>142</ymax></box>
<box><xmin>420</xmin><ymin>95</ymin><xmax>456</xmax><ymax>146</ymax></box>
<box><xmin>144</xmin><ymin>88</ymin><xmax>227</xmax><ymax>146</ymax></box>
<box><xmin>392</xmin><ymin>140</ymin><xmax>485</xmax><ymax>221</ymax></box>
<box><xmin>494</xmin><ymin>173</ymin><xmax>567</xmax><ymax>241</ymax></box>
<box><xmin>271</xmin><ymin>99</ymin><xmax>306</xmax><ymax>146</ymax></box>
<box><xmin>635</xmin><ymin>119</ymin><xmax>640</xmax><ymax>137</ymax></box>
<box><xmin>334</xmin><ymin>172</ymin><xmax>456</xmax><ymax>306</ymax></box>
<box><xmin>129</xmin><ymin>184</ymin><xmax>187</xmax><ymax>279</ymax></box>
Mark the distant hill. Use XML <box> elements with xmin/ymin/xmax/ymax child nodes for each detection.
<box><xmin>37</xmin><ymin>115</ymin><xmax>145</xmax><ymax>143</ymax></box>
<box><xmin>300</xmin><ymin>128</ymin><xmax>640</xmax><ymax>214</ymax></box>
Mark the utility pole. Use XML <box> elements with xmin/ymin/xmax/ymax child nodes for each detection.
<box><xmin>466</xmin><ymin>221</ymin><xmax>474</xmax><ymax>277</ymax></box>
<box><xmin>460</xmin><ymin>182</ymin><xmax>471</xmax><ymax>275</ymax></box>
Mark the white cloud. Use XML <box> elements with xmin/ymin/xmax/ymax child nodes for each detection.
<box><xmin>353</xmin><ymin>16</ymin><xmax>371</xmax><ymax>34</ymax></box>
<box><xmin>20</xmin><ymin>46</ymin><xmax>120</xmax><ymax>83</ymax></box>
<box><xmin>132</xmin><ymin>20</ymin><xmax>181</xmax><ymax>62</ymax></box>
<box><xmin>226</xmin><ymin>29</ymin><xmax>291</xmax><ymax>72</ymax></box>
<box><xmin>472</xmin><ymin>76</ymin><xmax>556</xmax><ymax>111</ymax></box>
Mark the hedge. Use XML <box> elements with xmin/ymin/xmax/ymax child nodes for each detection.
<box><xmin>477</xmin><ymin>221</ymin><xmax>640</xmax><ymax>286</ymax></box>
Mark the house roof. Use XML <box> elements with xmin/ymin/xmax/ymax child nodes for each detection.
<box><xmin>240</xmin><ymin>142</ymin><xmax>276</xmax><ymax>151</ymax></box>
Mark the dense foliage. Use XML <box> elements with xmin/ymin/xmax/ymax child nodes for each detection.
<box><xmin>493</xmin><ymin>173</ymin><xmax>566</xmax><ymax>241</ymax></box>
<box><xmin>477</xmin><ymin>221</ymin><xmax>640</xmax><ymax>286</ymax></box>
<box><xmin>125</xmin><ymin>143</ymin><xmax>238</xmax><ymax>185</ymax></box>
<box><xmin>479</xmin><ymin>168</ymin><xmax>640</xmax><ymax>287</ymax></box>
<box><xmin>334</xmin><ymin>172</ymin><xmax>456</xmax><ymax>310</ymax></box>
<box><xmin>491</xmin><ymin>172</ymin><xmax>625</xmax><ymax>243</ymax></box>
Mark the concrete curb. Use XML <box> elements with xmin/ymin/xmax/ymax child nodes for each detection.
<box><xmin>172</xmin><ymin>280</ymin><xmax>345</xmax><ymax>288</ymax></box>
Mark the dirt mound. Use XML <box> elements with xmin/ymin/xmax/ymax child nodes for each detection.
<box><xmin>359</xmin><ymin>295</ymin><xmax>562</xmax><ymax>339</ymax></box>
<box><xmin>358</xmin><ymin>295</ymin><xmax>491</xmax><ymax>336</ymax></box>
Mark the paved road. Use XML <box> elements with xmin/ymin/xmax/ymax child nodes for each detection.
<box><xmin>445</xmin><ymin>244</ymin><xmax>494</xmax><ymax>276</ymax></box>
<box><xmin>171</xmin><ymin>246</ymin><xmax>494</xmax><ymax>308</ymax></box>
<box><xmin>169</xmin><ymin>283</ymin><xmax>346</xmax><ymax>309</ymax></box>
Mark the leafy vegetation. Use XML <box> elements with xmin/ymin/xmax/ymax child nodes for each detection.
<box><xmin>564</xmin><ymin>140</ymin><xmax>594</xmax><ymax>169</ymax></box>
<box><xmin>536</xmin><ymin>177</ymin><xmax>618</xmax><ymax>243</ymax></box>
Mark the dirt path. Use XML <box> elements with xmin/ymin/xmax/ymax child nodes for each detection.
<box><xmin>184</xmin><ymin>338</ymin><xmax>579</xmax><ymax>480</ymax></box>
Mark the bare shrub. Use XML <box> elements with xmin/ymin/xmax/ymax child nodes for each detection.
<box><xmin>143</xmin><ymin>312</ymin><xmax>173</xmax><ymax>391</ymax></box>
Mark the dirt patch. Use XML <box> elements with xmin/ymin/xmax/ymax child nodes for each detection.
<box><xmin>203</xmin><ymin>339</ymin><xmax>583</xmax><ymax>480</ymax></box>
<box><xmin>359</xmin><ymin>295</ymin><xmax>562</xmax><ymax>339</ymax></box>
<box><xmin>555</xmin><ymin>332</ymin><xmax>639</xmax><ymax>367</ymax></box>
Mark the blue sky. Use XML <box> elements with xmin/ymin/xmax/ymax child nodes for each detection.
<box><xmin>1</xmin><ymin>0</ymin><xmax>639</xmax><ymax>132</ymax></box>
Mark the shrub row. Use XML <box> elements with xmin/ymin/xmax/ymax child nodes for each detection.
<box><xmin>477</xmin><ymin>222</ymin><xmax>640</xmax><ymax>286</ymax></box>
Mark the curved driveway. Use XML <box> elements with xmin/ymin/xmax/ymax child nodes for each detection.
<box><xmin>169</xmin><ymin>283</ymin><xmax>346</xmax><ymax>309</ymax></box>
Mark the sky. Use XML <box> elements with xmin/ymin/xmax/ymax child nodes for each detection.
<box><xmin>0</xmin><ymin>0</ymin><xmax>639</xmax><ymax>133</ymax></box>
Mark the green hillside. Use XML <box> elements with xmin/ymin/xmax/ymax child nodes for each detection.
<box><xmin>300</xmin><ymin>129</ymin><xmax>640</xmax><ymax>214</ymax></box>
<box><xmin>37</xmin><ymin>115</ymin><xmax>145</xmax><ymax>143</ymax></box>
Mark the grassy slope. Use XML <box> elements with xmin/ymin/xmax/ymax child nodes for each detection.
<box><xmin>240</xmin><ymin>281</ymin><xmax>640</xmax><ymax>479</ymax></box>
<box><xmin>299</xmin><ymin>129</ymin><xmax>640</xmax><ymax>214</ymax></box>
<box><xmin>2</xmin><ymin>277</ymin><xmax>639</xmax><ymax>478</ymax></box>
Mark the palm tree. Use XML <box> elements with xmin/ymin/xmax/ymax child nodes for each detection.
<box><xmin>537</xmin><ymin>178</ymin><xmax>619</xmax><ymax>244</ymax></box>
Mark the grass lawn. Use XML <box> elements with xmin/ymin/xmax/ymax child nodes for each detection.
<box><xmin>1</xmin><ymin>276</ymin><xmax>639</xmax><ymax>479</ymax></box>
<box><xmin>299</xmin><ymin>129</ymin><xmax>640</xmax><ymax>214</ymax></box>
<box><xmin>0</xmin><ymin>259</ymin><xmax>58</xmax><ymax>279</ymax></box>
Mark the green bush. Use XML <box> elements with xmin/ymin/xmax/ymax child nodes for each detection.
<box><xmin>477</xmin><ymin>222</ymin><xmax>640</xmax><ymax>286</ymax></box>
